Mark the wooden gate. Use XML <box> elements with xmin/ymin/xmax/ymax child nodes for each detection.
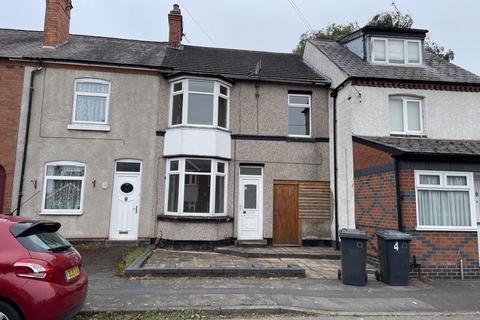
<box><xmin>273</xmin><ymin>182</ymin><xmax>299</xmax><ymax>245</ymax></box>
<box><xmin>273</xmin><ymin>180</ymin><xmax>331</xmax><ymax>246</ymax></box>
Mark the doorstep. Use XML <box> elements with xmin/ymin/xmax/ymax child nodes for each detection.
<box><xmin>124</xmin><ymin>249</ymin><xmax>305</xmax><ymax>278</ymax></box>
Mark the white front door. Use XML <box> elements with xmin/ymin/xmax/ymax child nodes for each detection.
<box><xmin>109</xmin><ymin>161</ymin><xmax>142</xmax><ymax>240</ymax></box>
<box><xmin>238</xmin><ymin>176</ymin><xmax>263</xmax><ymax>240</ymax></box>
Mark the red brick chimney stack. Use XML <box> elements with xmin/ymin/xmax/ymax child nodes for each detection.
<box><xmin>43</xmin><ymin>0</ymin><xmax>73</xmax><ymax>47</ymax></box>
<box><xmin>168</xmin><ymin>4</ymin><xmax>183</xmax><ymax>49</ymax></box>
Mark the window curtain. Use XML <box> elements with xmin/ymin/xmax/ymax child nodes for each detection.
<box><xmin>418</xmin><ymin>190</ymin><xmax>471</xmax><ymax>226</ymax></box>
<box><xmin>75</xmin><ymin>95</ymin><xmax>107</xmax><ymax>122</ymax></box>
<box><xmin>45</xmin><ymin>180</ymin><xmax>82</xmax><ymax>210</ymax></box>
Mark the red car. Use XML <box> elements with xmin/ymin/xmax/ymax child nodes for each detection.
<box><xmin>0</xmin><ymin>215</ymin><xmax>88</xmax><ymax>320</ymax></box>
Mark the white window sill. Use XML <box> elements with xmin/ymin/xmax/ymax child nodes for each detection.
<box><xmin>67</xmin><ymin>123</ymin><xmax>111</xmax><ymax>132</ymax></box>
<box><xmin>39</xmin><ymin>211</ymin><xmax>83</xmax><ymax>216</ymax></box>
<box><xmin>416</xmin><ymin>226</ymin><xmax>477</xmax><ymax>232</ymax></box>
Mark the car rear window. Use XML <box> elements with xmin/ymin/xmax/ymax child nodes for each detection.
<box><xmin>16</xmin><ymin>231</ymin><xmax>72</xmax><ymax>253</ymax></box>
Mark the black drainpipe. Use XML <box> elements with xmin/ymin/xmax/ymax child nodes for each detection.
<box><xmin>394</xmin><ymin>157</ymin><xmax>403</xmax><ymax>231</ymax></box>
<box><xmin>15</xmin><ymin>67</ymin><xmax>43</xmax><ymax>216</ymax></box>
<box><xmin>330</xmin><ymin>89</ymin><xmax>339</xmax><ymax>249</ymax></box>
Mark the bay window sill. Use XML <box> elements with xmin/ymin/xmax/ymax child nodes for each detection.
<box><xmin>67</xmin><ymin>123</ymin><xmax>111</xmax><ymax>132</ymax></box>
<box><xmin>158</xmin><ymin>214</ymin><xmax>233</xmax><ymax>223</ymax></box>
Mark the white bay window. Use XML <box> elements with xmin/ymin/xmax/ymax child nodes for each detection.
<box><xmin>415</xmin><ymin>171</ymin><xmax>476</xmax><ymax>231</ymax></box>
<box><xmin>170</xmin><ymin>79</ymin><xmax>230</xmax><ymax>129</ymax></box>
<box><xmin>42</xmin><ymin>161</ymin><xmax>86</xmax><ymax>215</ymax></box>
<box><xmin>166</xmin><ymin>158</ymin><xmax>227</xmax><ymax>216</ymax></box>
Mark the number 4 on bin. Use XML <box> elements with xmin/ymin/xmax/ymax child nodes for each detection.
<box><xmin>393</xmin><ymin>241</ymin><xmax>399</xmax><ymax>252</ymax></box>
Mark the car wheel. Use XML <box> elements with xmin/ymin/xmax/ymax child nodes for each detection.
<box><xmin>0</xmin><ymin>302</ymin><xmax>21</xmax><ymax>320</ymax></box>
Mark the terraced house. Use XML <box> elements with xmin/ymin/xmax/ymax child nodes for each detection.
<box><xmin>303</xmin><ymin>26</ymin><xmax>480</xmax><ymax>278</ymax></box>
<box><xmin>1</xmin><ymin>1</ymin><xmax>333</xmax><ymax>246</ymax></box>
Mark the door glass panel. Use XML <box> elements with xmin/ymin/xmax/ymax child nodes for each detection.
<box><xmin>244</xmin><ymin>184</ymin><xmax>257</xmax><ymax>209</ymax></box>
<box><xmin>120</xmin><ymin>183</ymin><xmax>134</xmax><ymax>193</ymax></box>
<box><xmin>116</xmin><ymin>162</ymin><xmax>141</xmax><ymax>172</ymax></box>
<box><xmin>240</xmin><ymin>167</ymin><xmax>262</xmax><ymax>175</ymax></box>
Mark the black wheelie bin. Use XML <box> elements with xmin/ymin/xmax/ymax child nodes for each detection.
<box><xmin>375</xmin><ymin>230</ymin><xmax>412</xmax><ymax>286</ymax></box>
<box><xmin>338</xmin><ymin>229</ymin><xmax>369</xmax><ymax>286</ymax></box>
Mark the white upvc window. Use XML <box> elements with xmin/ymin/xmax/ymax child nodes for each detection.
<box><xmin>169</xmin><ymin>78</ymin><xmax>230</xmax><ymax>129</ymax></box>
<box><xmin>41</xmin><ymin>161</ymin><xmax>86</xmax><ymax>215</ymax></box>
<box><xmin>371</xmin><ymin>38</ymin><xmax>422</xmax><ymax>65</ymax></box>
<box><xmin>165</xmin><ymin>158</ymin><xmax>228</xmax><ymax>216</ymax></box>
<box><xmin>288</xmin><ymin>94</ymin><xmax>311</xmax><ymax>137</ymax></box>
<box><xmin>415</xmin><ymin>170</ymin><xmax>477</xmax><ymax>231</ymax></box>
<box><xmin>389</xmin><ymin>96</ymin><xmax>423</xmax><ymax>135</ymax></box>
<box><xmin>72</xmin><ymin>79</ymin><xmax>110</xmax><ymax>125</ymax></box>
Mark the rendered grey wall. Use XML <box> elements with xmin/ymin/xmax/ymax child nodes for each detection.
<box><xmin>16</xmin><ymin>67</ymin><xmax>164</xmax><ymax>239</ymax></box>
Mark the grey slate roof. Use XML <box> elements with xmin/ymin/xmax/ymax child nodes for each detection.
<box><xmin>0</xmin><ymin>28</ymin><xmax>327</xmax><ymax>84</ymax></box>
<box><xmin>310</xmin><ymin>39</ymin><xmax>480</xmax><ymax>85</ymax></box>
<box><xmin>355</xmin><ymin>136</ymin><xmax>480</xmax><ymax>157</ymax></box>
<box><xmin>0</xmin><ymin>29</ymin><xmax>167</xmax><ymax>67</ymax></box>
<box><xmin>162</xmin><ymin>45</ymin><xmax>327</xmax><ymax>84</ymax></box>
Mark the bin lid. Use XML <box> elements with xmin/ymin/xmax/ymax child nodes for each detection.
<box><xmin>339</xmin><ymin>228</ymin><xmax>369</xmax><ymax>240</ymax></box>
<box><xmin>376</xmin><ymin>229</ymin><xmax>412</xmax><ymax>240</ymax></box>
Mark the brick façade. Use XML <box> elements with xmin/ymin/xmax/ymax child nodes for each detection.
<box><xmin>0</xmin><ymin>60</ymin><xmax>25</xmax><ymax>214</ymax></box>
<box><xmin>353</xmin><ymin>139</ymin><xmax>480</xmax><ymax>279</ymax></box>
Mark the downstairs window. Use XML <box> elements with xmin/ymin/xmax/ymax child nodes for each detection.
<box><xmin>415</xmin><ymin>171</ymin><xmax>476</xmax><ymax>231</ymax></box>
<box><xmin>166</xmin><ymin>158</ymin><xmax>227</xmax><ymax>216</ymax></box>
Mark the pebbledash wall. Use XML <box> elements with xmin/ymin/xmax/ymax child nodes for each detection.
<box><xmin>156</xmin><ymin>81</ymin><xmax>332</xmax><ymax>243</ymax></box>
<box><xmin>353</xmin><ymin>141</ymin><xmax>480</xmax><ymax>279</ymax></box>
<box><xmin>0</xmin><ymin>60</ymin><xmax>26</xmax><ymax>214</ymax></box>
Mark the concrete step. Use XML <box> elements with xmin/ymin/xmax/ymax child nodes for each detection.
<box><xmin>216</xmin><ymin>246</ymin><xmax>340</xmax><ymax>260</ymax></box>
<box><xmin>234</xmin><ymin>240</ymin><xmax>269</xmax><ymax>248</ymax></box>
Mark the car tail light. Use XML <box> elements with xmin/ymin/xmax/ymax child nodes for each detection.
<box><xmin>13</xmin><ymin>259</ymin><xmax>54</xmax><ymax>281</ymax></box>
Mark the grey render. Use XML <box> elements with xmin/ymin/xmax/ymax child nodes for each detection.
<box><xmin>6</xmin><ymin>29</ymin><xmax>331</xmax><ymax>241</ymax></box>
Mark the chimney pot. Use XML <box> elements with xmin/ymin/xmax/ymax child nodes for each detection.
<box><xmin>168</xmin><ymin>3</ymin><xmax>183</xmax><ymax>49</ymax></box>
<box><xmin>43</xmin><ymin>0</ymin><xmax>73</xmax><ymax>47</ymax></box>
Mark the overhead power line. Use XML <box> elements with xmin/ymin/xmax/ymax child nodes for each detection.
<box><xmin>177</xmin><ymin>0</ymin><xmax>218</xmax><ymax>47</ymax></box>
<box><xmin>287</xmin><ymin>0</ymin><xmax>313</xmax><ymax>32</ymax></box>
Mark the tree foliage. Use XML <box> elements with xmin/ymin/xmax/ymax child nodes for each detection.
<box><xmin>293</xmin><ymin>3</ymin><xmax>455</xmax><ymax>62</ymax></box>
<box><xmin>293</xmin><ymin>22</ymin><xmax>359</xmax><ymax>54</ymax></box>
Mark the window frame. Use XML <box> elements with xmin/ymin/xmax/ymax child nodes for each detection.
<box><xmin>371</xmin><ymin>37</ymin><xmax>422</xmax><ymax>66</ymax></box>
<box><xmin>168</xmin><ymin>78</ymin><xmax>231</xmax><ymax>130</ymax></box>
<box><xmin>389</xmin><ymin>96</ymin><xmax>424</xmax><ymax>135</ymax></box>
<box><xmin>165</xmin><ymin>158</ymin><xmax>228</xmax><ymax>216</ymax></box>
<box><xmin>41</xmin><ymin>161</ymin><xmax>86</xmax><ymax>215</ymax></box>
<box><xmin>287</xmin><ymin>93</ymin><xmax>312</xmax><ymax>138</ymax></box>
<box><xmin>415</xmin><ymin>170</ymin><xmax>477</xmax><ymax>231</ymax></box>
<box><xmin>72</xmin><ymin>78</ymin><xmax>111</xmax><ymax>126</ymax></box>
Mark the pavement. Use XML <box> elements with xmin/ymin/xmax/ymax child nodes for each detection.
<box><xmin>78</xmin><ymin>245</ymin><xmax>480</xmax><ymax>316</ymax></box>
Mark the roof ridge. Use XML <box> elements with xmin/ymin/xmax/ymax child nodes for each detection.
<box><xmin>181</xmin><ymin>44</ymin><xmax>301</xmax><ymax>57</ymax></box>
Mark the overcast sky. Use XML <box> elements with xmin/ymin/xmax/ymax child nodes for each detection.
<box><xmin>1</xmin><ymin>0</ymin><xmax>479</xmax><ymax>74</ymax></box>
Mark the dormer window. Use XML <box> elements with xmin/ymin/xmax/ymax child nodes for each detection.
<box><xmin>170</xmin><ymin>78</ymin><xmax>230</xmax><ymax>129</ymax></box>
<box><xmin>372</xmin><ymin>38</ymin><xmax>422</xmax><ymax>65</ymax></box>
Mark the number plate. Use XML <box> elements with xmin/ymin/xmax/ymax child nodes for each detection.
<box><xmin>65</xmin><ymin>266</ymin><xmax>80</xmax><ymax>280</ymax></box>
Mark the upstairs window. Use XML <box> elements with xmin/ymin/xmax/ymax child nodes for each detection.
<box><xmin>170</xmin><ymin>79</ymin><xmax>230</xmax><ymax>129</ymax></box>
<box><xmin>288</xmin><ymin>94</ymin><xmax>311</xmax><ymax>137</ymax></box>
<box><xmin>389</xmin><ymin>96</ymin><xmax>423</xmax><ymax>135</ymax></box>
<box><xmin>73</xmin><ymin>79</ymin><xmax>110</xmax><ymax>124</ymax></box>
<box><xmin>372</xmin><ymin>38</ymin><xmax>422</xmax><ymax>65</ymax></box>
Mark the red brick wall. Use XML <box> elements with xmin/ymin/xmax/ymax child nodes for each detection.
<box><xmin>353</xmin><ymin>142</ymin><xmax>398</xmax><ymax>257</ymax></box>
<box><xmin>43</xmin><ymin>0</ymin><xmax>72</xmax><ymax>47</ymax></box>
<box><xmin>0</xmin><ymin>60</ymin><xmax>25</xmax><ymax>214</ymax></box>
<box><xmin>399</xmin><ymin>169</ymin><xmax>480</xmax><ymax>278</ymax></box>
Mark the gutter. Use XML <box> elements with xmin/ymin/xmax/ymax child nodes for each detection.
<box><xmin>15</xmin><ymin>66</ymin><xmax>43</xmax><ymax>216</ymax></box>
